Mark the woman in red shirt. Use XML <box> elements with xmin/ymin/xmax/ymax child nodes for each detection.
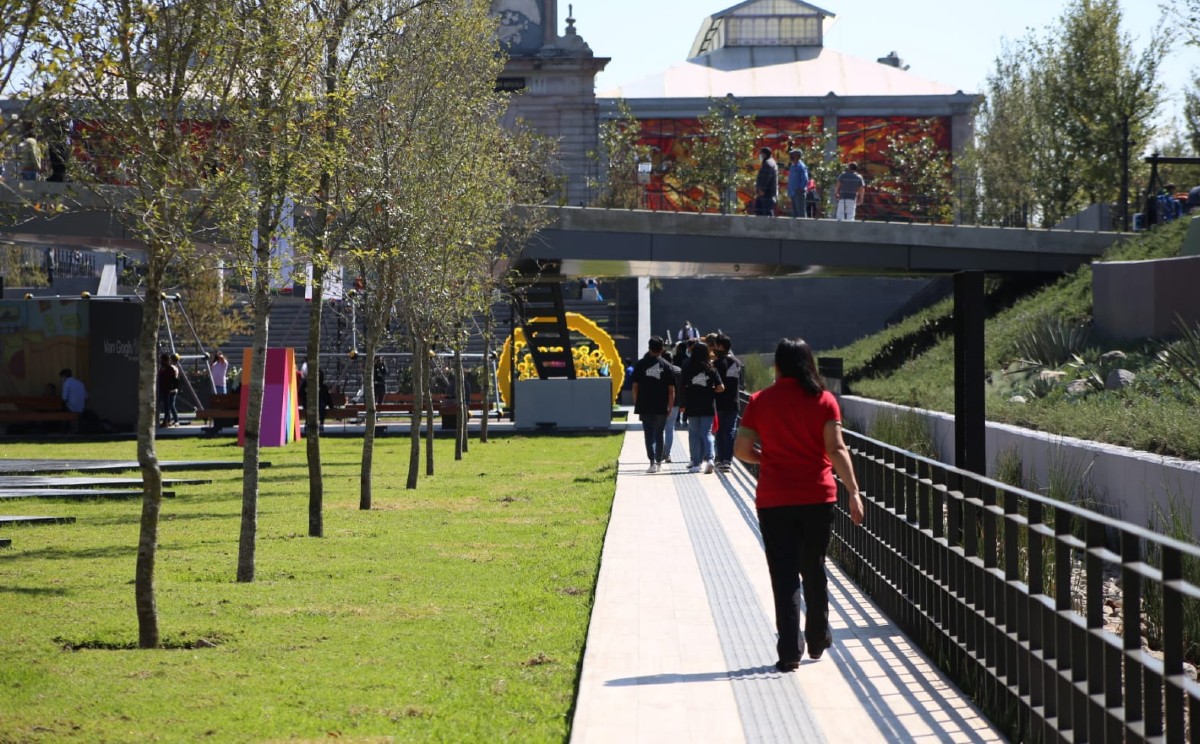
<box><xmin>734</xmin><ymin>338</ymin><xmax>864</xmax><ymax>672</ymax></box>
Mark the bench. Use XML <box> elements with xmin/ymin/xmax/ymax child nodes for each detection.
<box><xmin>0</xmin><ymin>395</ymin><xmax>78</xmax><ymax>430</ymax></box>
<box><xmin>194</xmin><ymin>393</ymin><xmax>240</xmax><ymax>434</ymax></box>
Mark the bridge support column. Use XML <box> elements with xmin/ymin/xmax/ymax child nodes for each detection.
<box><xmin>954</xmin><ymin>271</ymin><xmax>985</xmax><ymax>474</ymax></box>
<box><xmin>637</xmin><ymin>277</ymin><xmax>651</xmax><ymax>354</ymax></box>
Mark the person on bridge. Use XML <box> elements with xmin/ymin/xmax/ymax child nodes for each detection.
<box><xmin>631</xmin><ymin>336</ymin><xmax>676</xmax><ymax>473</ymax></box>
<box><xmin>755</xmin><ymin>147</ymin><xmax>779</xmax><ymax>217</ymax></box>
<box><xmin>834</xmin><ymin>162</ymin><xmax>865</xmax><ymax>221</ymax></box>
<box><xmin>786</xmin><ymin>149</ymin><xmax>809</xmax><ymax>219</ymax></box>
<box><xmin>734</xmin><ymin>338</ymin><xmax>864</xmax><ymax>671</ymax></box>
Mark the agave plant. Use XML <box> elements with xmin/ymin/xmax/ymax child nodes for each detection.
<box><xmin>1158</xmin><ymin>316</ymin><xmax>1200</xmax><ymax>396</ymax></box>
<box><xmin>1012</xmin><ymin>314</ymin><xmax>1091</xmax><ymax>371</ymax></box>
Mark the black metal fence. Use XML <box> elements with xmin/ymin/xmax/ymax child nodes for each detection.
<box><xmin>835</xmin><ymin>429</ymin><xmax>1200</xmax><ymax>743</ymax></box>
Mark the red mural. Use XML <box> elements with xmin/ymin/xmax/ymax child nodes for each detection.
<box><xmin>634</xmin><ymin>115</ymin><xmax>952</xmax><ymax>219</ymax></box>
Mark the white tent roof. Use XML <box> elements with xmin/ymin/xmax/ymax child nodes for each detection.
<box><xmin>600</xmin><ymin>45</ymin><xmax>962</xmax><ymax>100</ymax></box>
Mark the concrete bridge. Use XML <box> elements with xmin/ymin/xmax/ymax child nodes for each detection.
<box><xmin>519</xmin><ymin>206</ymin><xmax>1126</xmax><ymax>278</ymax></box>
<box><xmin>0</xmin><ymin>185</ymin><xmax>1128</xmax><ymax>278</ymax></box>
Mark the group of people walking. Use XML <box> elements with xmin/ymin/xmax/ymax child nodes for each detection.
<box><xmin>631</xmin><ymin>329</ymin><xmax>744</xmax><ymax>474</ymax></box>
<box><xmin>754</xmin><ymin>146</ymin><xmax>865</xmax><ymax>221</ymax></box>
<box><xmin>632</xmin><ymin>330</ymin><xmax>866</xmax><ymax>671</ymax></box>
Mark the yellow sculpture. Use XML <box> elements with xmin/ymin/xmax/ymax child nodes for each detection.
<box><xmin>497</xmin><ymin>312</ymin><xmax>624</xmax><ymax>406</ymax></box>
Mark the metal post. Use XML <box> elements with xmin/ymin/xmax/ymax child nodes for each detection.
<box><xmin>953</xmin><ymin>271</ymin><xmax>985</xmax><ymax>473</ymax></box>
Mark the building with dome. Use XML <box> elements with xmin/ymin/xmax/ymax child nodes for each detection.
<box><xmin>594</xmin><ymin>0</ymin><xmax>980</xmax><ymax>217</ymax></box>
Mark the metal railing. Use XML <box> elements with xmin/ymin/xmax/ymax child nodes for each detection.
<box><xmin>836</xmin><ymin>429</ymin><xmax>1200</xmax><ymax>742</ymax></box>
<box><xmin>582</xmin><ymin>176</ymin><xmax>1143</xmax><ymax>232</ymax></box>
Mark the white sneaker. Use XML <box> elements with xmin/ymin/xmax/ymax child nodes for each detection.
<box><xmin>646</xmin><ymin>464</ymin><xmax>657</xmax><ymax>473</ymax></box>
<box><xmin>687</xmin><ymin>464</ymin><xmax>701</xmax><ymax>473</ymax></box>
<box><xmin>704</xmin><ymin>460</ymin><xmax>715</xmax><ymax>474</ymax></box>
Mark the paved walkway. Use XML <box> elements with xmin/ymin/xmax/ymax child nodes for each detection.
<box><xmin>571</xmin><ymin>430</ymin><xmax>1004</xmax><ymax>743</ymax></box>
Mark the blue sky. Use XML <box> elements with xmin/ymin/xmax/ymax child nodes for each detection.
<box><xmin>562</xmin><ymin>0</ymin><xmax>1194</xmax><ymax>143</ymax></box>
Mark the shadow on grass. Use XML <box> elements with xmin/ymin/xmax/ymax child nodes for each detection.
<box><xmin>3</xmin><ymin>543</ymin><xmax>137</xmax><ymax>562</ymax></box>
<box><xmin>0</xmin><ymin>584</ymin><xmax>71</xmax><ymax>596</ymax></box>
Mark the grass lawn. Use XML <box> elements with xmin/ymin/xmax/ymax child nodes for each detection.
<box><xmin>0</xmin><ymin>433</ymin><xmax>623</xmax><ymax>743</ymax></box>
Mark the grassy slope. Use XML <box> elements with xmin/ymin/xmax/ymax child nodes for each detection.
<box><xmin>0</xmin><ymin>434</ymin><xmax>622</xmax><ymax>743</ymax></box>
<box><xmin>824</xmin><ymin>218</ymin><xmax>1200</xmax><ymax>459</ymax></box>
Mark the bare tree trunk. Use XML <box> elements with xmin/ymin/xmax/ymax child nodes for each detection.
<box><xmin>424</xmin><ymin>351</ymin><xmax>434</xmax><ymax>476</ymax></box>
<box><xmin>359</xmin><ymin>337</ymin><xmax>378</xmax><ymax>510</ymax></box>
<box><xmin>406</xmin><ymin>334</ymin><xmax>423</xmax><ymax>489</ymax></box>
<box><xmin>481</xmin><ymin>310</ymin><xmax>492</xmax><ymax>443</ymax></box>
<box><xmin>454</xmin><ymin>347</ymin><xmax>465</xmax><ymax>460</ymax></box>
<box><xmin>135</xmin><ymin>268</ymin><xmax>167</xmax><ymax>649</ymax></box>
<box><xmin>306</xmin><ymin>261</ymin><xmax>325</xmax><ymax>536</ymax></box>
<box><xmin>237</xmin><ymin>238</ymin><xmax>271</xmax><ymax>583</ymax></box>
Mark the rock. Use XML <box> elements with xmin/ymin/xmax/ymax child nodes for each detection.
<box><xmin>1039</xmin><ymin>370</ymin><xmax>1068</xmax><ymax>382</ymax></box>
<box><xmin>1100</xmin><ymin>350</ymin><xmax>1127</xmax><ymax>365</ymax></box>
<box><xmin>194</xmin><ymin>638</ymin><xmax>217</xmax><ymax>648</ymax></box>
<box><xmin>1067</xmin><ymin>380</ymin><xmax>1092</xmax><ymax>396</ymax></box>
<box><xmin>1009</xmin><ymin>395</ymin><xmax>1028</xmax><ymax>404</ymax></box>
<box><xmin>1105</xmin><ymin>369</ymin><xmax>1136</xmax><ymax>391</ymax></box>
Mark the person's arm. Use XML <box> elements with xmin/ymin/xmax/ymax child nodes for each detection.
<box><xmin>631</xmin><ymin>381</ymin><xmax>639</xmax><ymax>407</ymax></box>
<box><xmin>824</xmin><ymin>420</ymin><xmax>864</xmax><ymax>525</ymax></box>
<box><xmin>734</xmin><ymin>426</ymin><xmax>759</xmax><ymax>464</ymax></box>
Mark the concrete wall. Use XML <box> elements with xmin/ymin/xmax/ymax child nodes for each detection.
<box><xmin>1094</xmin><ymin>255</ymin><xmax>1200</xmax><ymax>340</ymax></box>
<box><xmin>649</xmin><ymin>276</ymin><xmax>938</xmax><ymax>354</ymax></box>
<box><xmin>840</xmin><ymin>396</ymin><xmax>1200</xmax><ymax>536</ymax></box>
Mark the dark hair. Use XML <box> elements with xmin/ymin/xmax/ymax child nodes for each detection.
<box><xmin>59</xmin><ymin>368</ymin><xmax>71</xmax><ymax>378</ymax></box>
<box><xmin>648</xmin><ymin>336</ymin><xmax>664</xmax><ymax>352</ymax></box>
<box><xmin>760</xmin><ymin>147</ymin><xmax>771</xmax><ymax>156</ymax></box>
<box><xmin>686</xmin><ymin>342</ymin><xmax>713</xmax><ymax>372</ymax></box>
<box><xmin>715</xmin><ymin>333</ymin><xmax>731</xmax><ymax>351</ymax></box>
<box><xmin>774</xmin><ymin>338</ymin><xmax>825</xmax><ymax>395</ymax></box>
<box><xmin>847</xmin><ymin>162</ymin><xmax>859</xmax><ymax>172</ymax></box>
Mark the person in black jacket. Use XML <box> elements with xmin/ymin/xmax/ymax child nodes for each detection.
<box><xmin>681</xmin><ymin>342</ymin><xmax>725</xmax><ymax>473</ymax></box>
<box><xmin>713</xmin><ymin>333</ymin><xmax>745</xmax><ymax>472</ymax></box>
<box><xmin>631</xmin><ymin>337</ymin><xmax>676</xmax><ymax>473</ymax></box>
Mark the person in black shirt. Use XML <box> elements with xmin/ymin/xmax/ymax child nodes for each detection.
<box><xmin>713</xmin><ymin>333</ymin><xmax>745</xmax><ymax>472</ymax></box>
<box><xmin>681</xmin><ymin>342</ymin><xmax>725</xmax><ymax>474</ymax></box>
<box><xmin>632</xmin><ymin>336</ymin><xmax>676</xmax><ymax>473</ymax></box>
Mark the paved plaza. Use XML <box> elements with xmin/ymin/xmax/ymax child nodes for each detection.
<box><xmin>571</xmin><ymin>430</ymin><xmax>1003</xmax><ymax>743</ymax></box>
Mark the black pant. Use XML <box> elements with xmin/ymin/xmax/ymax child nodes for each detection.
<box><xmin>640</xmin><ymin>413</ymin><xmax>667</xmax><ymax>463</ymax></box>
<box><xmin>758</xmin><ymin>502</ymin><xmax>835</xmax><ymax>663</ymax></box>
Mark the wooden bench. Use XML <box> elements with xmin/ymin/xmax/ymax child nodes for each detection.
<box><xmin>0</xmin><ymin>395</ymin><xmax>78</xmax><ymax>429</ymax></box>
<box><xmin>194</xmin><ymin>393</ymin><xmax>240</xmax><ymax>434</ymax></box>
<box><xmin>0</xmin><ymin>395</ymin><xmax>66</xmax><ymax>412</ymax></box>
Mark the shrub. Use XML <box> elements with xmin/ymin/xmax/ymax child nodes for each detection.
<box><xmin>1158</xmin><ymin>317</ymin><xmax>1200</xmax><ymax>396</ymax></box>
<box><xmin>868</xmin><ymin>408</ymin><xmax>937</xmax><ymax>458</ymax></box>
<box><xmin>1013</xmin><ymin>314</ymin><xmax>1091</xmax><ymax>370</ymax></box>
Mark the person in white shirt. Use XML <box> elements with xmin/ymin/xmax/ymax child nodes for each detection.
<box><xmin>59</xmin><ymin>368</ymin><xmax>87</xmax><ymax>413</ymax></box>
<box><xmin>210</xmin><ymin>351</ymin><xmax>229</xmax><ymax>395</ymax></box>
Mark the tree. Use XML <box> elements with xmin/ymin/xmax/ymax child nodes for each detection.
<box><xmin>1184</xmin><ymin>73</ymin><xmax>1200</xmax><ymax>155</ymax></box>
<box><xmin>0</xmin><ymin>1</ymin><xmax>45</xmax><ymax>94</ymax></box>
<box><xmin>34</xmin><ymin>0</ymin><xmax>250</xmax><ymax>647</ymax></box>
<box><xmin>878</xmin><ymin>120</ymin><xmax>955</xmax><ymax>223</ymax></box>
<box><xmin>971</xmin><ymin>1</ymin><xmax>1167</xmax><ymax>229</ymax></box>
<box><xmin>217</xmin><ymin>0</ymin><xmax>326</xmax><ymax>583</ymax></box>
<box><xmin>670</xmin><ymin>96</ymin><xmax>759</xmax><ymax>214</ymax></box>
<box><xmin>346</xmin><ymin>0</ymin><xmax>525</xmax><ymax>496</ymax></box>
<box><xmin>589</xmin><ymin>98</ymin><xmax>651</xmax><ymax>209</ymax></box>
